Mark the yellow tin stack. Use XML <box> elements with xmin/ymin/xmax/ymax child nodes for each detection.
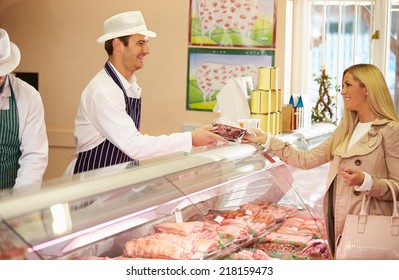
<box><xmin>250</xmin><ymin>67</ymin><xmax>282</xmax><ymax>135</ymax></box>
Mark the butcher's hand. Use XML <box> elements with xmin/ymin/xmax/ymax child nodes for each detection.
<box><xmin>341</xmin><ymin>167</ymin><xmax>365</xmax><ymax>187</ymax></box>
<box><xmin>191</xmin><ymin>127</ymin><xmax>228</xmax><ymax>146</ymax></box>
<box><xmin>243</xmin><ymin>128</ymin><xmax>268</xmax><ymax>145</ymax></box>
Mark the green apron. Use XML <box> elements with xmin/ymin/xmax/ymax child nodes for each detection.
<box><xmin>0</xmin><ymin>76</ymin><xmax>21</xmax><ymax>189</ymax></box>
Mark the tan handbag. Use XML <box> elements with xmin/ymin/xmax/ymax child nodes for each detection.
<box><xmin>335</xmin><ymin>181</ymin><xmax>399</xmax><ymax>260</ymax></box>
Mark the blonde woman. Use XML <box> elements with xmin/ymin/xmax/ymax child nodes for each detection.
<box><xmin>244</xmin><ymin>63</ymin><xmax>399</xmax><ymax>257</ymax></box>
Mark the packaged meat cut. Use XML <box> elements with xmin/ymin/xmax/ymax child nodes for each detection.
<box><xmin>142</xmin><ymin>232</ymin><xmax>199</xmax><ymax>251</ymax></box>
<box><xmin>123</xmin><ymin>238</ymin><xmax>192</xmax><ymax>260</ymax></box>
<box><xmin>192</xmin><ymin>239</ymin><xmax>220</xmax><ymax>258</ymax></box>
<box><xmin>216</xmin><ymin>225</ymin><xmax>250</xmax><ymax>241</ymax></box>
<box><xmin>121</xmin><ymin>220</ymin><xmax>223</xmax><ymax>260</ymax></box>
<box><xmin>210</xmin><ymin>123</ymin><xmax>247</xmax><ymax>142</ymax></box>
<box><xmin>153</xmin><ymin>221</ymin><xmax>204</xmax><ymax>236</ymax></box>
<box><xmin>255</xmin><ymin>240</ymin><xmax>303</xmax><ymax>256</ymax></box>
<box><xmin>276</xmin><ymin>216</ymin><xmax>326</xmax><ymax>239</ymax></box>
<box><xmin>220</xmin><ymin>218</ymin><xmax>249</xmax><ymax>229</ymax></box>
<box><xmin>295</xmin><ymin>240</ymin><xmax>331</xmax><ymax>260</ymax></box>
<box><xmin>247</xmin><ymin>221</ymin><xmax>270</xmax><ymax>236</ymax></box>
<box><xmin>263</xmin><ymin>232</ymin><xmax>313</xmax><ymax>246</ymax></box>
<box><xmin>229</xmin><ymin>249</ymin><xmax>272</xmax><ymax>260</ymax></box>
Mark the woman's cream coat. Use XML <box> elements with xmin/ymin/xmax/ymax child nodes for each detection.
<box><xmin>268</xmin><ymin>118</ymin><xmax>399</xmax><ymax>254</ymax></box>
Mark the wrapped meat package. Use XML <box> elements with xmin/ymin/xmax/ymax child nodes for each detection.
<box><xmin>210</xmin><ymin>123</ymin><xmax>247</xmax><ymax>142</ymax></box>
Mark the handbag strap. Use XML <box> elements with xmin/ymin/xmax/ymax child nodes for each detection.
<box><xmin>359</xmin><ymin>180</ymin><xmax>399</xmax><ymax>235</ymax></box>
<box><xmin>360</xmin><ymin>195</ymin><xmax>371</xmax><ymax>215</ymax></box>
<box><xmin>382</xmin><ymin>180</ymin><xmax>398</xmax><ymax>217</ymax></box>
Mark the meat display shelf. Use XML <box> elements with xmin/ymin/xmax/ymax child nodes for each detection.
<box><xmin>0</xmin><ymin>125</ymin><xmax>335</xmax><ymax>260</ymax></box>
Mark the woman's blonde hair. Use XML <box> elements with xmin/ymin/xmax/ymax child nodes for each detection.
<box><xmin>329</xmin><ymin>63</ymin><xmax>399</xmax><ymax>153</ymax></box>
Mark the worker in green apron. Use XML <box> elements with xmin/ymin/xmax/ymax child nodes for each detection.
<box><xmin>0</xmin><ymin>28</ymin><xmax>48</xmax><ymax>190</ymax></box>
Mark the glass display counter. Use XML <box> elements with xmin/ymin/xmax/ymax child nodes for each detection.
<box><xmin>0</xmin><ymin>124</ymin><xmax>335</xmax><ymax>260</ymax></box>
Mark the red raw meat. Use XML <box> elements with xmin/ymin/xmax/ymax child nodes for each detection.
<box><xmin>210</xmin><ymin>124</ymin><xmax>246</xmax><ymax>141</ymax></box>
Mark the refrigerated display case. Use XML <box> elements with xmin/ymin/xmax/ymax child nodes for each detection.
<box><xmin>0</xmin><ymin>124</ymin><xmax>335</xmax><ymax>261</ymax></box>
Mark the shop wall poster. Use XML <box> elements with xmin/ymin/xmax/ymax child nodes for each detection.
<box><xmin>186</xmin><ymin>48</ymin><xmax>275</xmax><ymax>111</ymax></box>
<box><xmin>189</xmin><ymin>0</ymin><xmax>276</xmax><ymax>48</ymax></box>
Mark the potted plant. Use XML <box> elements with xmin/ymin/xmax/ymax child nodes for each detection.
<box><xmin>311</xmin><ymin>66</ymin><xmax>339</xmax><ymax>124</ymax></box>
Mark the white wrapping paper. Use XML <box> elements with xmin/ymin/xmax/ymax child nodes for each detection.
<box><xmin>213</xmin><ymin>77</ymin><xmax>251</xmax><ymax>125</ymax></box>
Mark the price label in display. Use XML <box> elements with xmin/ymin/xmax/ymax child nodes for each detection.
<box><xmin>214</xmin><ymin>215</ymin><xmax>224</xmax><ymax>224</ymax></box>
<box><xmin>173</xmin><ymin>208</ymin><xmax>183</xmax><ymax>223</ymax></box>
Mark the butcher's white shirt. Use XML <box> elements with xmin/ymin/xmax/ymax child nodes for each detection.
<box><xmin>0</xmin><ymin>74</ymin><xmax>48</xmax><ymax>190</ymax></box>
<box><xmin>74</xmin><ymin>63</ymin><xmax>192</xmax><ymax>160</ymax></box>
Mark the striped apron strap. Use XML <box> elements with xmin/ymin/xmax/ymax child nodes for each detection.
<box><xmin>104</xmin><ymin>61</ymin><xmax>141</xmax><ymax>129</ymax></box>
<box><xmin>73</xmin><ymin>62</ymin><xmax>140</xmax><ymax>174</ymax></box>
<box><xmin>0</xmin><ymin>77</ymin><xmax>22</xmax><ymax>189</ymax></box>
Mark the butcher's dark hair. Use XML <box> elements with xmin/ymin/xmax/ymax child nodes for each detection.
<box><xmin>104</xmin><ymin>35</ymin><xmax>130</xmax><ymax>55</ymax></box>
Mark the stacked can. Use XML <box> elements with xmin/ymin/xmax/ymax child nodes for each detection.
<box><xmin>250</xmin><ymin>67</ymin><xmax>282</xmax><ymax>135</ymax></box>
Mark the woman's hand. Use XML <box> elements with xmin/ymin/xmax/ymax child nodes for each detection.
<box><xmin>341</xmin><ymin>167</ymin><xmax>365</xmax><ymax>186</ymax></box>
<box><xmin>243</xmin><ymin>128</ymin><xmax>267</xmax><ymax>144</ymax></box>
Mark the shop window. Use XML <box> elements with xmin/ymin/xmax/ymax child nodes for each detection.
<box><xmin>389</xmin><ymin>1</ymin><xmax>399</xmax><ymax>109</ymax></box>
<box><xmin>307</xmin><ymin>0</ymin><xmax>375</xmax><ymax>122</ymax></box>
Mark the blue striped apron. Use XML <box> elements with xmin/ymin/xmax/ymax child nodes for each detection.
<box><xmin>73</xmin><ymin>62</ymin><xmax>140</xmax><ymax>174</ymax></box>
<box><xmin>0</xmin><ymin>76</ymin><xmax>22</xmax><ymax>189</ymax></box>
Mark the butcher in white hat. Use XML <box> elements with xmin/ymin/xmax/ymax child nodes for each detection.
<box><xmin>0</xmin><ymin>28</ymin><xmax>48</xmax><ymax>190</ymax></box>
<box><xmin>71</xmin><ymin>11</ymin><xmax>226</xmax><ymax>174</ymax></box>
